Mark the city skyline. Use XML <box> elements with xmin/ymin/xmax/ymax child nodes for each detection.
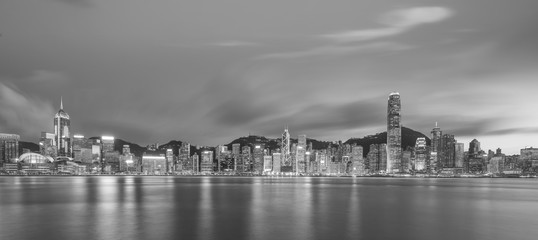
<box><xmin>2</xmin><ymin>0</ymin><xmax>538</xmax><ymax>154</ymax></box>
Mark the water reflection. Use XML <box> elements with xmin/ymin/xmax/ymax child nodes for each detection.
<box><xmin>1</xmin><ymin>177</ymin><xmax>538</xmax><ymax>240</ymax></box>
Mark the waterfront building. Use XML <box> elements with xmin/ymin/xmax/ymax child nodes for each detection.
<box><xmin>441</xmin><ymin>134</ymin><xmax>456</xmax><ymax>168</ymax></box>
<box><xmin>72</xmin><ymin>135</ymin><xmax>93</xmax><ymax>163</ymax></box>
<box><xmin>0</xmin><ymin>133</ymin><xmax>20</xmax><ymax>164</ymax></box>
<box><xmin>142</xmin><ymin>150</ymin><xmax>167</xmax><ymax>175</ymax></box>
<box><xmin>101</xmin><ymin>136</ymin><xmax>119</xmax><ymax>173</ymax></box>
<box><xmin>232</xmin><ymin>143</ymin><xmax>241</xmax><ymax>171</ymax></box>
<box><xmin>488</xmin><ymin>156</ymin><xmax>505</xmax><ymax>174</ymax></box>
<box><xmin>351</xmin><ymin>145</ymin><xmax>365</xmax><ymax>175</ymax></box>
<box><xmin>455</xmin><ymin>143</ymin><xmax>465</xmax><ymax>168</ymax></box>
<box><xmin>430</xmin><ymin>123</ymin><xmax>442</xmax><ymax>170</ymax></box>
<box><xmin>54</xmin><ymin>98</ymin><xmax>72</xmax><ymax>157</ymax></box>
<box><xmin>201</xmin><ymin>150</ymin><xmax>214</xmax><ymax>173</ymax></box>
<box><xmin>263</xmin><ymin>155</ymin><xmax>272</xmax><ymax>172</ymax></box>
<box><xmin>272</xmin><ymin>153</ymin><xmax>281</xmax><ymax>173</ymax></box>
<box><xmin>119</xmin><ymin>145</ymin><xmax>137</xmax><ymax>172</ymax></box>
<box><xmin>402</xmin><ymin>149</ymin><xmax>412</xmax><ymax>173</ymax></box>
<box><xmin>39</xmin><ymin>132</ymin><xmax>57</xmax><ymax>159</ymax></box>
<box><xmin>414</xmin><ymin>137</ymin><xmax>427</xmax><ymax>171</ymax></box>
<box><xmin>166</xmin><ymin>149</ymin><xmax>174</xmax><ymax>173</ymax></box>
<box><xmin>241</xmin><ymin>146</ymin><xmax>251</xmax><ymax>172</ymax></box>
<box><xmin>296</xmin><ymin>134</ymin><xmax>307</xmax><ymax>173</ymax></box>
<box><xmin>520</xmin><ymin>147</ymin><xmax>538</xmax><ymax>172</ymax></box>
<box><xmin>192</xmin><ymin>154</ymin><xmax>199</xmax><ymax>173</ymax></box>
<box><xmin>368</xmin><ymin>143</ymin><xmax>387</xmax><ymax>173</ymax></box>
<box><xmin>281</xmin><ymin>127</ymin><xmax>291</xmax><ymax>171</ymax></box>
<box><xmin>387</xmin><ymin>92</ymin><xmax>402</xmax><ymax>173</ymax></box>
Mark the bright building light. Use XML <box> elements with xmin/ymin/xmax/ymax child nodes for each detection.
<box><xmin>74</xmin><ymin>134</ymin><xmax>85</xmax><ymax>139</ymax></box>
<box><xmin>255</xmin><ymin>145</ymin><xmax>261</xmax><ymax>149</ymax></box>
<box><xmin>101</xmin><ymin>136</ymin><xmax>115</xmax><ymax>140</ymax></box>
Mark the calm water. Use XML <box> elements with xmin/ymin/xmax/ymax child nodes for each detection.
<box><xmin>1</xmin><ymin>176</ymin><xmax>538</xmax><ymax>240</ymax></box>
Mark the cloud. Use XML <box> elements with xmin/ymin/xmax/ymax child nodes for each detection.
<box><xmin>322</xmin><ymin>6</ymin><xmax>452</xmax><ymax>43</ymax></box>
<box><xmin>54</xmin><ymin>0</ymin><xmax>93</xmax><ymax>7</ymax></box>
<box><xmin>0</xmin><ymin>83</ymin><xmax>55</xmax><ymax>140</ymax></box>
<box><xmin>256</xmin><ymin>42</ymin><xmax>412</xmax><ymax>60</ymax></box>
<box><xmin>28</xmin><ymin>70</ymin><xmax>69</xmax><ymax>83</ymax></box>
<box><xmin>209</xmin><ymin>41</ymin><xmax>260</xmax><ymax>47</ymax></box>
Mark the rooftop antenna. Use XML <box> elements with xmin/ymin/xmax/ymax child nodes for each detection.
<box><xmin>60</xmin><ymin>96</ymin><xmax>63</xmax><ymax>110</ymax></box>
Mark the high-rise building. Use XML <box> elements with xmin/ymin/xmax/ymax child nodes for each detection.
<box><xmin>201</xmin><ymin>150</ymin><xmax>214</xmax><ymax>173</ymax></box>
<box><xmin>253</xmin><ymin>144</ymin><xmax>264</xmax><ymax>174</ymax></box>
<box><xmin>232</xmin><ymin>143</ymin><xmax>241</xmax><ymax>171</ymax></box>
<box><xmin>430</xmin><ymin>122</ymin><xmax>442</xmax><ymax>170</ymax></box>
<box><xmin>455</xmin><ymin>143</ymin><xmax>465</xmax><ymax>168</ymax></box>
<box><xmin>54</xmin><ymin>97</ymin><xmax>72</xmax><ymax>157</ymax></box>
<box><xmin>0</xmin><ymin>133</ymin><xmax>20</xmax><ymax>163</ymax></box>
<box><xmin>241</xmin><ymin>146</ymin><xmax>251</xmax><ymax>172</ymax></box>
<box><xmin>351</xmin><ymin>145</ymin><xmax>365</xmax><ymax>175</ymax></box>
<box><xmin>414</xmin><ymin>137</ymin><xmax>427</xmax><ymax>171</ymax></box>
<box><xmin>72</xmin><ymin>134</ymin><xmax>93</xmax><ymax>163</ymax></box>
<box><xmin>272</xmin><ymin>153</ymin><xmax>281</xmax><ymax>173</ymax></box>
<box><xmin>387</xmin><ymin>92</ymin><xmax>402</xmax><ymax>173</ymax></box>
<box><xmin>281</xmin><ymin>127</ymin><xmax>291</xmax><ymax>170</ymax></box>
<box><xmin>441</xmin><ymin>134</ymin><xmax>456</xmax><ymax>168</ymax></box>
<box><xmin>368</xmin><ymin>143</ymin><xmax>387</xmax><ymax>173</ymax></box>
<box><xmin>296</xmin><ymin>134</ymin><xmax>307</xmax><ymax>174</ymax></box>
<box><xmin>263</xmin><ymin>155</ymin><xmax>273</xmax><ymax>172</ymax></box>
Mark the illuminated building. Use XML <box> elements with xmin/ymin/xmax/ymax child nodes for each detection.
<box><xmin>520</xmin><ymin>147</ymin><xmax>538</xmax><ymax>170</ymax></box>
<box><xmin>368</xmin><ymin>143</ymin><xmax>387</xmax><ymax>173</ymax></box>
<box><xmin>455</xmin><ymin>143</ymin><xmax>465</xmax><ymax>168</ymax></box>
<box><xmin>179</xmin><ymin>142</ymin><xmax>191</xmax><ymax>172</ymax></box>
<box><xmin>253</xmin><ymin>144</ymin><xmax>264</xmax><ymax>174</ymax></box>
<box><xmin>232</xmin><ymin>143</ymin><xmax>241</xmax><ymax>171</ymax></box>
<box><xmin>72</xmin><ymin>134</ymin><xmax>93</xmax><ymax>163</ymax></box>
<box><xmin>441</xmin><ymin>134</ymin><xmax>456</xmax><ymax>168</ymax></box>
<box><xmin>1</xmin><ymin>133</ymin><xmax>20</xmax><ymax>164</ymax></box>
<box><xmin>281</xmin><ymin>127</ymin><xmax>291</xmax><ymax>171</ymax></box>
<box><xmin>17</xmin><ymin>153</ymin><xmax>53</xmax><ymax>174</ymax></box>
<box><xmin>54</xmin><ymin>97</ymin><xmax>72</xmax><ymax>157</ymax></box>
<box><xmin>241</xmin><ymin>146</ymin><xmax>252</xmax><ymax>172</ymax></box>
<box><xmin>263</xmin><ymin>155</ymin><xmax>272</xmax><ymax>172</ymax></box>
<box><xmin>192</xmin><ymin>154</ymin><xmax>199</xmax><ymax>173</ymax></box>
<box><xmin>430</xmin><ymin>122</ymin><xmax>442</xmax><ymax>171</ymax></box>
<box><xmin>414</xmin><ymin>138</ymin><xmax>427</xmax><ymax>171</ymax></box>
<box><xmin>387</xmin><ymin>92</ymin><xmax>402</xmax><ymax>173</ymax></box>
<box><xmin>142</xmin><ymin>150</ymin><xmax>167</xmax><ymax>175</ymax></box>
<box><xmin>39</xmin><ymin>132</ymin><xmax>57</xmax><ymax>159</ymax></box>
<box><xmin>120</xmin><ymin>145</ymin><xmax>137</xmax><ymax>172</ymax></box>
<box><xmin>272</xmin><ymin>153</ymin><xmax>281</xmax><ymax>173</ymax></box>
<box><xmin>201</xmin><ymin>150</ymin><xmax>214</xmax><ymax>173</ymax></box>
<box><xmin>166</xmin><ymin>149</ymin><xmax>174</xmax><ymax>173</ymax></box>
<box><xmin>101</xmin><ymin>136</ymin><xmax>119</xmax><ymax>173</ymax></box>
<box><xmin>351</xmin><ymin>145</ymin><xmax>365</xmax><ymax>175</ymax></box>
<box><xmin>296</xmin><ymin>134</ymin><xmax>307</xmax><ymax>174</ymax></box>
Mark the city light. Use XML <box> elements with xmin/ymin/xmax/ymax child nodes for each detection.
<box><xmin>101</xmin><ymin>136</ymin><xmax>115</xmax><ymax>140</ymax></box>
<box><xmin>74</xmin><ymin>134</ymin><xmax>84</xmax><ymax>139</ymax></box>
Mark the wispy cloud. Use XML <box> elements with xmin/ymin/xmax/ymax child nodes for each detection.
<box><xmin>0</xmin><ymin>83</ymin><xmax>55</xmax><ymax>139</ymax></box>
<box><xmin>54</xmin><ymin>0</ymin><xmax>93</xmax><ymax>7</ymax></box>
<box><xmin>322</xmin><ymin>6</ymin><xmax>452</xmax><ymax>43</ymax></box>
<box><xmin>256</xmin><ymin>42</ymin><xmax>412</xmax><ymax>60</ymax></box>
<box><xmin>28</xmin><ymin>70</ymin><xmax>69</xmax><ymax>83</ymax></box>
<box><xmin>209</xmin><ymin>41</ymin><xmax>260</xmax><ymax>47</ymax></box>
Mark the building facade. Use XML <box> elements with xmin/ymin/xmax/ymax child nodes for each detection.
<box><xmin>387</xmin><ymin>92</ymin><xmax>402</xmax><ymax>173</ymax></box>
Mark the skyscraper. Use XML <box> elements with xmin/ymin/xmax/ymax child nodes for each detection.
<box><xmin>414</xmin><ymin>137</ymin><xmax>427</xmax><ymax>171</ymax></box>
<box><xmin>54</xmin><ymin>97</ymin><xmax>72</xmax><ymax>157</ymax></box>
<box><xmin>0</xmin><ymin>133</ymin><xmax>19</xmax><ymax>163</ymax></box>
<box><xmin>387</xmin><ymin>92</ymin><xmax>402</xmax><ymax>173</ymax></box>
<box><xmin>281</xmin><ymin>127</ymin><xmax>291</xmax><ymax>171</ymax></box>
<box><xmin>430</xmin><ymin>122</ymin><xmax>442</xmax><ymax>170</ymax></box>
<box><xmin>296</xmin><ymin>134</ymin><xmax>307</xmax><ymax>174</ymax></box>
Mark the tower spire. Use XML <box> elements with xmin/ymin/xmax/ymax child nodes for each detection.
<box><xmin>60</xmin><ymin>96</ymin><xmax>63</xmax><ymax>110</ymax></box>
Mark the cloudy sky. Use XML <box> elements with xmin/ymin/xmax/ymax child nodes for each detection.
<box><xmin>1</xmin><ymin>0</ymin><xmax>537</xmax><ymax>154</ymax></box>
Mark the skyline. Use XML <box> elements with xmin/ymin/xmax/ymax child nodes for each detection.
<box><xmin>2</xmin><ymin>0</ymin><xmax>538</xmax><ymax>154</ymax></box>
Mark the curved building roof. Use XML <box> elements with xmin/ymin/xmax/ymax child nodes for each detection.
<box><xmin>55</xmin><ymin>109</ymin><xmax>70</xmax><ymax>119</ymax></box>
<box><xmin>18</xmin><ymin>153</ymin><xmax>54</xmax><ymax>164</ymax></box>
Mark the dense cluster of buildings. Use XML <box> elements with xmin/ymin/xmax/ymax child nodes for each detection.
<box><xmin>1</xmin><ymin>94</ymin><xmax>537</xmax><ymax>176</ymax></box>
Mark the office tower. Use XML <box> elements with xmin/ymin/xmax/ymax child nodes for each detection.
<box><xmin>232</xmin><ymin>143</ymin><xmax>241</xmax><ymax>171</ymax></box>
<box><xmin>120</xmin><ymin>145</ymin><xmax>136</xmax><ymax>172</ymax></box>
<box><xmin>441</xmin><ymin>134</ymin><xmax>456</xmax><ymax>168</ymax></box>
<box><xmin>296</xmin><ymin>134</ymin><xmax>307</xmax><ymax>174</ymax></box>
<box><xmin>455</xmin><ymin>143</ymin><xmax>464</xmax><ymax>168</ymax></box>
<box><xmin>142</xmin><ymin>150</ymin><xmax>167</xmax><ymax>175</ymax></box>
<box><xmin>414</xmin><ymin>138</ymin><xmax>427</xmax><ymax>171</ymax></box>
<box><xmin>0</xmin><ymin>133</ymin><xmax>20</xmax><ymax>163</ymax></box>
<box><xmin>241</xmin><ymin>146</ymin><xmax>251</xmax><ymax>172</ymax></box>
<box><xmin>101</xmin><ymin>136</ymin><xmax>119</xmax><ymax>173</ymax></box>
<box><xmin>192</xmin><ymin>154</ymin><xmax>199</xmax><ymax>173</ymax></box>
<box><xmin>166</xmin><ymin>149</ymin><xmax>174</xmax><ymax>173</ymax></box>
<box><xmin>179</xmin><ymin>142</ymin><xmax>191</xmax><ymax>172</ymax></box>
<box><xmin>430</xmin><ymin>122</ymin><xmax>442</xmax><ymax>170</ymax></box>
<box><xmin>72</xmin><ymin>134</ymin><xmax>93</xmax><ymax>163</ymax></box>
<box><xmin>253</xmin><ymin>144</ymin><xmax>264</xmax><ymax>174</ymax></box>
<box><xmin>281</xmin><ymin>127</ymin><xmax>291</xmax><ymax>169</ymax></box>
<box><xmin>368</xmin><ymin>143</ymin><xmax>387</xmax><ymax>173</ymax></box>
<box><xmin>263</xmin><ymin>155</ymin><xmax>272</xmax><ymax>172</ymax></box>
<box><xmin>469</xmin><ymin>139</ymin><xmax>481</xmax><ymax>156</ymax></box>
<box><xmin>387</xmin><ymin>92</ymin><xmax>402</xmax><ymax>173</ymax></box>
<box><xmin>272</xmin><ymin>153</ymin><xmax>281</xmax><ymax>173</ymax></box>
<box><xmin>54</xmin><ymin>97</ymin><xmax>72</xmax><ymax>157</ymax></box>
<box><xmin>201</xmin><ymin>150</ymin><xmax>214</xmax><ymax>173</ymax></box>
<box><xmin>351</xmin><ymin>145</ymin><xmax>365</xmax><ymax>175</ymax></box>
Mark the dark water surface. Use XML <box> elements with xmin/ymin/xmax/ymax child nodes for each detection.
<box><xmin>1</xmin><ymin>176</ymin><xmax>538</xmax><ymax>240</ymax></box>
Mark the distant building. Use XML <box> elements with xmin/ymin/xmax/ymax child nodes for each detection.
<box><xmin>54</xmin><ymin>98</ymin><xmax>72</xmax><ymax>157</ymax></box>
<box><xmin>430</xmin><ymin>123</ymin><xmax>442</xmax><ymax>170</ymax></box>
<box><xmin>232</xmin><ymin>143</ymin><xmax>241</xmax><ymax>171</ymax></box>
<box><xmin>414</xmin><ymin>137</ymin><xmax>427</xmax><ymax>171</ymax></box>
<box><xmin>142</xmin><ymin>150</ymin><xmax>167</xmax><ymax>175</ymax></box>
<box><xmin>387</xmin><ymin>92</ymin><xmax>402</xmax><ymax>173</ymax></box>
<box><xmin>272</xmin><ymin>153</ymin><xmax>281</xmax><ymax>173</ymax></box>
<box><xmin>281</xmin><ymin>127</ymin><xmax>291</xmax><ymax>169</ymax></box>
<box><xmin>296</xmin><ymin>134</ymin><xmax>307</xmax><ymax>173</ymax></box>
<box><xmin>119</xmin><ymin>145</ymin><xmax>137</xmax><ymax>172</ymax></box>
<box><xmin>0</xmin><ymin>133</ymin><xmax>20</xmax><ymax>164</ymax></box>
<box><xmin>520</xmin><ymin>147</ymin><xmax>538</xmax><ymax>172</ymax></box>
<box><xmin>39</xmin><ymin>132</ymin><xmax>57</xmax><ymax>159</ymax></box>
<box><xmin>351</xmin><ymin>145</ymin><xmax>365</xmax><ymax>175</ymax></box>
<box><xmin>241</xmin><ymin>146</ymin><xmax>251</xmax><ymax>172</ymax></box>
<box><xmin>200</xmin><ymin>151</ymin><xmax>214</xmax><ymax>173</ymax></box>
<box><xmin>455</xmin><ymin>143</ymin><xmax>465</xmax><ymax>168</ymax></box>
<box><xmin>101</xmin><ymin>136</ymin><xmax>119</xmax><ymax>173</ymax></box>
<box><xmin>263</xmin><ymin>155</ymin><xmax>272</xmax><ymax>172</ymax></box>
<box><xmin>441</xmin><ymin>134</ymin><xmax>456</xmax><ymax>168</ymax></box>
<box><xmin>368</xmin><ymin>143</ymin><xmax>387</xmax><ymax>173</ymax></box>
<box><xmin>72</xmin><ymin>135</ymin><xmax>93</xmax><ymax>163</ymax></box>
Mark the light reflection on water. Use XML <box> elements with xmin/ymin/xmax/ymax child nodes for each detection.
<box><xmin>1</xmin><ymin>177</ymin><xmax>538</xmax><ymax>240</ymax></box>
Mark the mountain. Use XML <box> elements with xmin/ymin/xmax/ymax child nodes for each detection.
<box><xmin>113</xmin><ymin>139</ymin><xmax>147</xmax><ymax>157</ymax></box>
<box><xmin>344</xmin><ymin>126</ymin><xmax>431</xmax><ymax>157</ymax></box>
<box><xmin>225</xmin><ymin>135</ymin><xmax>333</xmax><ymax>152</ymax></box>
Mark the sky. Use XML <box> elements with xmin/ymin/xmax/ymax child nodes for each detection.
<box><xmin>1</xmin><ymin>0</ymin><xmax>538</xmax><ymax>154</ymax></box>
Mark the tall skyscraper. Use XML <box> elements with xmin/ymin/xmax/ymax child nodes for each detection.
<box><xmin>414</xmin><ymin>137</ymin><xmax>427</xmax><ymax>171</ymax></box>
<box><xmin>281</xmin><ymin>127</ymin><xmax>291</xmax><ymax>169</ymax></box>
<box><xmin>296</xmin><ymin>134</ymin><xmax>307</xmax><ymax>174</ymax></box>
<box><xmin>387</xmin><ymin>92</ymin><xmax>402</xmax><ymax>173</ymax></box>
<box><xmin>54</xmin><ymin>97</ymin><xmax>72</xmax><ymax>157</ymax></box>
<box><xmin>455</xmin><ymin>143</ymin><xmax>465</xmax><ymax>168</ymax></box>
<box><xmin>441</xmin><ymin>134</ymin><xmax>456</xmax><ymax>168</ymax></box>
<box><xmin>430</xmin><ymin>122</ymin><xmax>442</xmax><ymax>170</ymax></box>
